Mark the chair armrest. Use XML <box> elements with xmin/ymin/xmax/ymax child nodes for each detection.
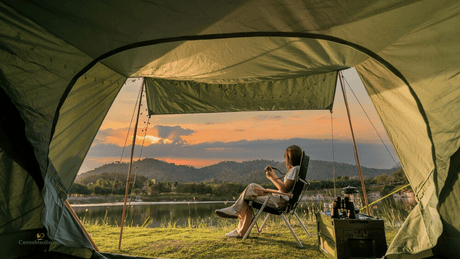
<box><xmin>253</xmin><ymin>188</ymin><xmax>293</xmax><ymax>198</ymax></box>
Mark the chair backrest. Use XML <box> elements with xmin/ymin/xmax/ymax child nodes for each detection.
<box><xmin>286</xmin><ymin>151</ymin><xmax>310</xmax><ymax>212</ymax></box>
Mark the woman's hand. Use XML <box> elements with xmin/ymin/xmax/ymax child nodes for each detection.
<box><xmin>265</xmin><ymin>165</ymin><xmax>276</xmax><ymax>180</ymax></box>
<box><xmin>265</xmin><ymin>165</ymin><xmax>295</xmax><ymax>193</ymax></box>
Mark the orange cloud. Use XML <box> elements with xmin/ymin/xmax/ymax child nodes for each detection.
<box><xmin>138</xmin><ymin>135</ymin><xmax>173</xmax><ymax>144</ymax></box>
<box><xmin>95</xmin><ymin>109</ymin><xmax>387</xmax><ymax>150</ymax></box>
<box><xmin>178</xmin><ymin>112</ymin><xmax>333</xmax><ymax>144</ymax></box>
<box><xmin>94</xmin><ymin>124</ymin><xmax>195</xmax><ymax>147</ymax></box>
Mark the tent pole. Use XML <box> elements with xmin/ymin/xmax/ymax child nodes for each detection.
<box><xmin>330</xmin><ymin>110</ymin><xmax>337</xmax><ymax>198</ymax></box>
<box><xmin>64</xmin><ymin>200</ymin><xmax>99</xmax><ymax>252</ymax></box>
<box><xmin>338</xmin><ymin>71</ymin><xmax>371</xmax><ymax>216</ymax></box>
<box><xmin>118</xmin><ymin>78</ymin><xmax>145</xmax><ymax>250</ymax></box>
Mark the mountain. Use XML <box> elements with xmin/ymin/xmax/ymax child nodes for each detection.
<box><xmin>76</xmin><ymin>157</ymin><xmax>398</xmax><ymax>184</ymax></box>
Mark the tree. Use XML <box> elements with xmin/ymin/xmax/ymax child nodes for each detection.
<box><xmin>374</xmin><ymin>174</ymin><xmax>390</xmax><ymax>185</ymax></box>
<box><xmin>91</xmin><ymin>185</ymin><xmax>111</xmax><ymax>195</ymax></box>
<box><xmin>391</xmin><ymin>169</ymin><xmax>408</xmax><ymax>184</ymax></box>
<box><xmin>95</xmin><ymin>178</ymin><xmax>106</xmax><ymax>187</ymax></box>
<box><xmin>133</xmin><ymin>188</ymin><xmax>143</xmax><ymax>195</ymax></box>
<box><xmin>69</xmin><ymin>183</ymin><xmax>91</xmax><ymax>195</ymax></box>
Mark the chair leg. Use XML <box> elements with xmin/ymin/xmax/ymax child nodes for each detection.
<box><xmin>281</xmin><ymin>214</ymin><xmax>303</xmax><ymax>248</ymax></box>
<box><xmin>258</xmin><ymin>214</ymin><xmax>270</xmax><ymax>234</ymax></box>
<box><xmin>242</xmin><ymin>196</ymin><xmax>270</xmax><ymax>241</ymax></box>
<box><xmin>294</xmin><ymin>211</ymin><xmax>312</xmax><ymax>237</ymax></box>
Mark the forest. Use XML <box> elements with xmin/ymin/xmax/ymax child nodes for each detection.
<box><xmin>70</xmin><ymin>168</ymin><xmax>408</xmax><ymax>197</ymax></box>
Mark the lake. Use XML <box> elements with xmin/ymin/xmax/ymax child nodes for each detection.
<box><xmin>72</xmin><ymin>196</ymin><xmax>416</xmax><ymax>228</ymax></box>
<box><xmin>72</xmin><ymin>201</ymin><xmax>236</xmax><ymax>228</ymax></box>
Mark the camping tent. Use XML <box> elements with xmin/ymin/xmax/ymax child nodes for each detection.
<box><xmin>1</xmin><ymin>0</ymin><xmax>459</xmax><ymax>258</ymax></box>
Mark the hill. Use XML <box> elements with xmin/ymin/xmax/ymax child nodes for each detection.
<box><xmin>76</xmin><ymin>158</ymin><xmax>398</xmax><ymax>184</ymax></box>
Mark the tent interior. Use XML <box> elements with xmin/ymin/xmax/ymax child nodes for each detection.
<box><xmin>1</xmin><ymin>1</ymin><xmax>460</xmax><ymax>258</ymax></box>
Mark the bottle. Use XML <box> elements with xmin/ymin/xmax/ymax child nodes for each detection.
<box><xmin>345</xmin><ymin>196</ymin><xmax>356</xmax><ymax>219</ymax></box>
<box><xmin>331</xmin><ymin>197</ymin><xmax>340</xmax><ymax>218</ymax></box>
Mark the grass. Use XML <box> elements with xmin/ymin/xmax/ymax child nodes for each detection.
<box><xmin>78</xmin><ymin>191</ymin><xmax>411</xmax><ymax>258</ymax></box>
<box><xmin>88</xmin><ymin>222</ymin><xmax>326</xmax><ymax>258</ymax></box>
<box><xmin>85</xmin><ymin>213</ymin><xmax>400</xmax><ymax>259</ymax></box>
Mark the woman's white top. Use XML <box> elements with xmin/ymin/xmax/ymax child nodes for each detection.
<box><xmin>280</xmin><ymin>165</ymin><xmax>300</xmax><ymax>201</ymax></box>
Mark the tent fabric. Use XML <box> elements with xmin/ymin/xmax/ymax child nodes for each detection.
<box><xmin>103</xmin><ymin>36</ymin><xmax>369</xmax><ymax>84</ymax></box>
<box><xmin>0</xmin><ymin>0</ymin><xmax>459</xmax><ymax>258</ymax></box>
<box><xmin>145</xmin><ymin>72</ymin><xmax>338</xmax><ymax>115</ymax></box>
<box><xmin>0</xmin><ymin>2</ymin><xmax>95</xmax><ymax>257</ymax></box>
<box><xmin>0</xmin><ymin>86</ymin><xmax>44</xmax><ymax>234</ymax></box>
<box><xmin>49</xmin><ymin>64</ymin><xmax>126</xmax><ymax>190</ymax></box>
<box><xmin>356</xmin><ymin>61</ymin><xmax>442</xmax><ymax>257</ymax></box>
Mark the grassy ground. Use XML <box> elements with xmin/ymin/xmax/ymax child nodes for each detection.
<box><xmin>86</xmin><ymin>220</ymin><xmax>399</xmax><ymax>259</ymax></box>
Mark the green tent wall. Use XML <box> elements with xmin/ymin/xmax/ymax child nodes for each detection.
<box><xmin>0</xmin><ymin>1</ymin><xmax>459</xmax><ymax>258</ymax></box>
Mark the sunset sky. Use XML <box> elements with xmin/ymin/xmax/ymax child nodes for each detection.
<box><xmin>79</xmin><ymin>68</ymin><xmax>400</xmax><ymax>174</ymax></box>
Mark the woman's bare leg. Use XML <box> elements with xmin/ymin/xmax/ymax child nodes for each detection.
<box><xmin>236</xmin><ymin>201</ymin><xmax>253</xmax><ymax>237</ymax></box>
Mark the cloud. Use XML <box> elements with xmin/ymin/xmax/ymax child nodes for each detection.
<box><xmin>250</xmin><ymin>115</ymin><xmax>282</xmax><ymax>121</ymax></box>
<box><xmin>312</xmin><ymin>116</ymin><xmax>329</xmax><ymax>123</ymax></box>
<box><xmin>150</xmin><ymin>125</ymin><xmax>195</xmax><ymax>144</ymax></box>
<box><xmin>92</xmin><ymin>125</ymin><xmax>195</xmax><ymax>146</ymax></box>
<box><xmin>92</xmin><ymin>128</ymin><xmax>129</xmax><ymax>146</ymax></box>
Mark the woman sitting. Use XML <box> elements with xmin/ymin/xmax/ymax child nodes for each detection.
<box><xmin>215</xmin><ymin>145</ymin><xmax>302</xmax><ymax>238</ymax></box>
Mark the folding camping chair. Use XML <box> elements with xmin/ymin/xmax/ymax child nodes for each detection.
<box><xmin>242</xmin><ymin>151</ymin><xmax>312</xmax><ymax>248</ymax></box>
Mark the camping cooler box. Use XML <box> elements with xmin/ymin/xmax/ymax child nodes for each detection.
<box><xmin>316</xmin><ymin>212</ymin><xmax>387</xmax><ymax>259</ymax></box>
